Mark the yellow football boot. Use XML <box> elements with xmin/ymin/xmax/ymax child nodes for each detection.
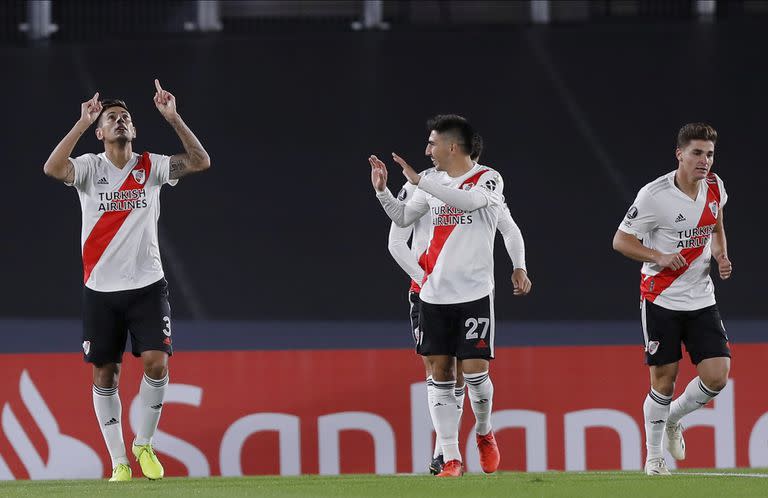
<box><xmin>132</xmin><ymin>443</ymin><xmax>164</xmax><ymax>480</ymax></box>
<box><xmin>109</xmin><ymin>463</ymin><xmax>132</xmax><ymax>482</ymax></box>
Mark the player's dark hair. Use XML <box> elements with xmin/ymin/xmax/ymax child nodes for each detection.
<box><xmin>470</xmin><ymin>133</ymin><xmax>483</xmax><ymax>162</ymax></box>
<box><xmin>97</xmin><ymin>99</ymin><xmax>129</xmax><ymax>127</ymax></box>
<box><xmin>427</xmin><ymin>114</ymin><xmax>475</xmax><ymax>156</ymax></box>
<box><xmin>677</xmin><ymin>123</ymin><xmax>717</xmax><ymax>148</ymax></box>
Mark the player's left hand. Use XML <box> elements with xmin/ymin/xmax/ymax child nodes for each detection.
<box><xmin>391</xmin><ymin>153</ymin><xmax>420</xmax><ymax>185</ymax></box>
<box><xmin>369</xmin><ymin>155</ymin><xmax>388</xmax><ymax>192</ymax></box>
<box><xmin>511</xmin><ymin>268</ymin><xmax>531</xmax><ymax>296</ymax></box>
<box><xmin>153</xmin><ymin>79</ymin><xmax>178</xmax><ymax>120</ymax></box>
<box><xmin>716</xmin><ymin>254</ymin><xmax>732</xmax><ymax>280</ymax></box>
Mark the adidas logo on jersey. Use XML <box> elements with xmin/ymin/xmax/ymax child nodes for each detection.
<box><xmin>97</xmin><ymin>176</ymin><xmax>109</xmax><ymax>185</ymax></box>
<box><xmin>674</xmin><ymin>213</ymin><xmax>686</xmax><ymax>223</ymax></box>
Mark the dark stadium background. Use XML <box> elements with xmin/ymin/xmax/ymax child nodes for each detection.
<box><xmin>2</xmin><ymin>2</ymin><xmax>765</xmax><ymax>323</ymax></box>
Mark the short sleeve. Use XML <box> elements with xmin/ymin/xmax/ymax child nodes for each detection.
<box><xmin>150</xmin><ymin>153</ymin><xmax>178</xmax><ymax>187</ymax></box>
<box><xmin>716</xmin><ymin>174</ymin><xmax>727</xmax><ymax>208</ymax></box>
<box><xmin>473</xmin><ymin>170</ymin><xmax>504</xmax><ymax>207</ymax></box>
<box><xmin>618</xmin><ymin>187</ymin><xmax>658</xmax><ymax>238</ymax></box>
<box><xmin>66</xmin><ymin>153</ymin><xmax>98</xmax><ymax>190</ymax></box>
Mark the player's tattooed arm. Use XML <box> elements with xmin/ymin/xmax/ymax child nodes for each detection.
<box><xmin>153</xmin><ymin>79</ymin><xmax>211</xmax><ymax>180</ymax></box>
<box><xmin>167</xmin><ymin>117</ymin><xmax>210</xmax><ymax>180</ymax></box>
<box><xmin>169</xmin><ymin>155</ymin><xmax>188</xmax><ymax>178</ymax></box>
<box><xmin>63</xmin><ymin>162</ymin><xmax>75</xmax><ymax>184</ymax></box>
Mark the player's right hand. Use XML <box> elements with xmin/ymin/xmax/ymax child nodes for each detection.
<box><xmin>369</xmin><ymin>155</ymin><xmax>388</xmax><ymax>192</ymax></box>
<box><xmin>655</xmin><ymin>252</ymin><xmax>687</xmax><ymax>271</ymax></box>
<box><xmin>79</xmin><ymin>92</ymin><xmax>102</xmax><ymax>127</ymax></box>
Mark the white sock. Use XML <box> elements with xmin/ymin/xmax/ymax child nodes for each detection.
<box><xmin>455</xmin><ymin>383</ymin><xmax>466</xmax><ymax>418</ymax></box>
<box><xmin>92</xmin><ymin>385</ymin><xmax>128</xmax><ymax>468</ymax></box>
<box><xmin>426</xmin><ymin>376</ymin><xmax>442</xmax><ymax>459</ymax></box>
<box><xmin>465</xmin><ymin>371</ymin><xmax>493</xmax><ymax>436</ymax></box>
<box><xmin>133</xmin><ymin>373</ymin><xmax>169</xmax><ymax>446</ymax></box>
<box><xmin>644</xmin><ymin>387</ymin><xmax>672</xmax><ymax>460</ymax></box>
<box><xmin>432</xmin><ymin>379</ymin><xmax>462</xmax><ymax>463</ymax></box>
<box><xmin>455</xmin><ymin>383</ymin><xmax>465</xmax><ymax>442</ymax></box>
<box><xmin>668</xmin><ymin>377</ymin><xmax>720</xmax><ymax>425</ymax></box>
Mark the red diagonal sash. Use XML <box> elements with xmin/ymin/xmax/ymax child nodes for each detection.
<box><xmin>641</xmin><ymin>173</ymin><xmax>721</xmax><ymax>302</ymax></box>
<box><xmin>82</xmin><ymin>152</ymin><xmax>152</xmax><ymax>284</ymax></box>
<box><xmin>418</xmin><ymin>169</ymin><xmax>488</xmax><ymax>287</ymax></box>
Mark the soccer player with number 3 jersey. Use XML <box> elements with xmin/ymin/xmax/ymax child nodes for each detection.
<box><xmin>613</xmin><ymin>123</ymin><xmax>732</xmax><ymax>476</ymax></box>
<box><xmin>43</xmin><ymin>80</ymin><xmax>211</xmax><ymax>481</ymax></box>
<box><xmin>371</xmin><ymin>114</ymin><xmax>528</xmax><ymax>477</ymax></box>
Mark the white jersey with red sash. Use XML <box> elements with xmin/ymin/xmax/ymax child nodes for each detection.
<box><xmin>68</xmin><ymin>151</ymin><xmax>177</xmax><ymax>292</ymax></box>
<box><xmin>618</xmin><ymin>171</ymin><xmax>727</xmax><ymax>311</ymax></box>
<box><xmin>408</xmin><ymin>164</ymin><xmax>505</xmax><ymax>305</ymax></box>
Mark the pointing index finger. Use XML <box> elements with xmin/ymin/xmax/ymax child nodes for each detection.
<box><xmin>154</xmin><ymin>79</ymin><xmax>163</xmax><ymax>93</ymax></box>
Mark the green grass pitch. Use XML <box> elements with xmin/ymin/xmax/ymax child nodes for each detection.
<box><xmin>2</xmin><ymin>470</ymin><xmax>767</xmax><ymax>497</ymax></box>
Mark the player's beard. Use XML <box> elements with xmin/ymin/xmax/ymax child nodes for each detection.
<box><xmin>108</xmin><ymin>134</ymin><xmax>132</xmax><ymax>147</ymax></box>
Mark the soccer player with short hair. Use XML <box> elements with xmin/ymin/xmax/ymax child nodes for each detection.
<box><xmin>387</xmin><ymin>135</ymin><xmax>530</xmax><ymax>475</ymax></box>
<box><xmin>42</xmin><ymin>80</ymin><xmax>211</xmax><ymax>481</ymax></box>
<box><xmin>612</xmin><ymin>123</ymin><xmax>732</xmax><ymax>476</ymax></box>
<box><xmin>371</xmin><ymin>114</ymin><xmax>515</xmax><ymax>477</ymax></box>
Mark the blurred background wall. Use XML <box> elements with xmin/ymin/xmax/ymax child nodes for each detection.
<box><xmin>1</xmin><ymin>0</ymin><xmax>765</xmax><ymax>321</ymax></box>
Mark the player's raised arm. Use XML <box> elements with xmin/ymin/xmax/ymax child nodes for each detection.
<box><xmin>370</xmin><ymin>155</ymin><xmax>428</xmax><ymax>227</ymax></box>
<box><xmin>393</xmin><ymin>153</ymin><xmax>500</xmax><ymax>212</ymax></box>
<box><xmin>153</xmin><ymin>79</ymin><xmax>211</xmax><ymax>180</ymax></box>
<box><xmin>43</xmin><ymin>93</ymin><xmax>102</xmax><ymax>183</ymax></box>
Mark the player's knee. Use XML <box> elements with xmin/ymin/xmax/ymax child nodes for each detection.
<box><xmin>431</xmin><ymin>365</ymin><xmax>455</xmax><ymax>382</ymax></box>
<box><xmin>93</xmin><ymin>365</ymin><xmax>120</xmax><ymax>388</ymax></box>
<box><xmin>702</xmin><ymin>375</ymin><xmax>728</xmax><ymax>392</ymax></box>
<box><xmin>651</xmin><ymin>380</ymin><xmax>675</xmax><ymax>397</ymax></box>
<box><xmin>143</xmin><ymin>362</ymin><xmax>168</xmax><ymax>380</ymax></box>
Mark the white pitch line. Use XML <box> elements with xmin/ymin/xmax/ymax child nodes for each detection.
<box><xmin>675</xmin><ymin>472</ymin><xmax>768</xmax><ymax>478</ymax></box>
<box><xmin>575</xmin><ymin>471</ymin><xmax>768</xmax><ymax>479</ymax></box>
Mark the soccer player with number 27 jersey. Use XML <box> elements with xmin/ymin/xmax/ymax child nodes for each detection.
<box><xmin>388</xmin><ymin>137</ymin><xmax>530</xmax><ymax>475</ymax></box>
<box><xmin>371</xmin><ymin>115</ymin><xmax>523</xmax><ymax>477</ymax></box>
